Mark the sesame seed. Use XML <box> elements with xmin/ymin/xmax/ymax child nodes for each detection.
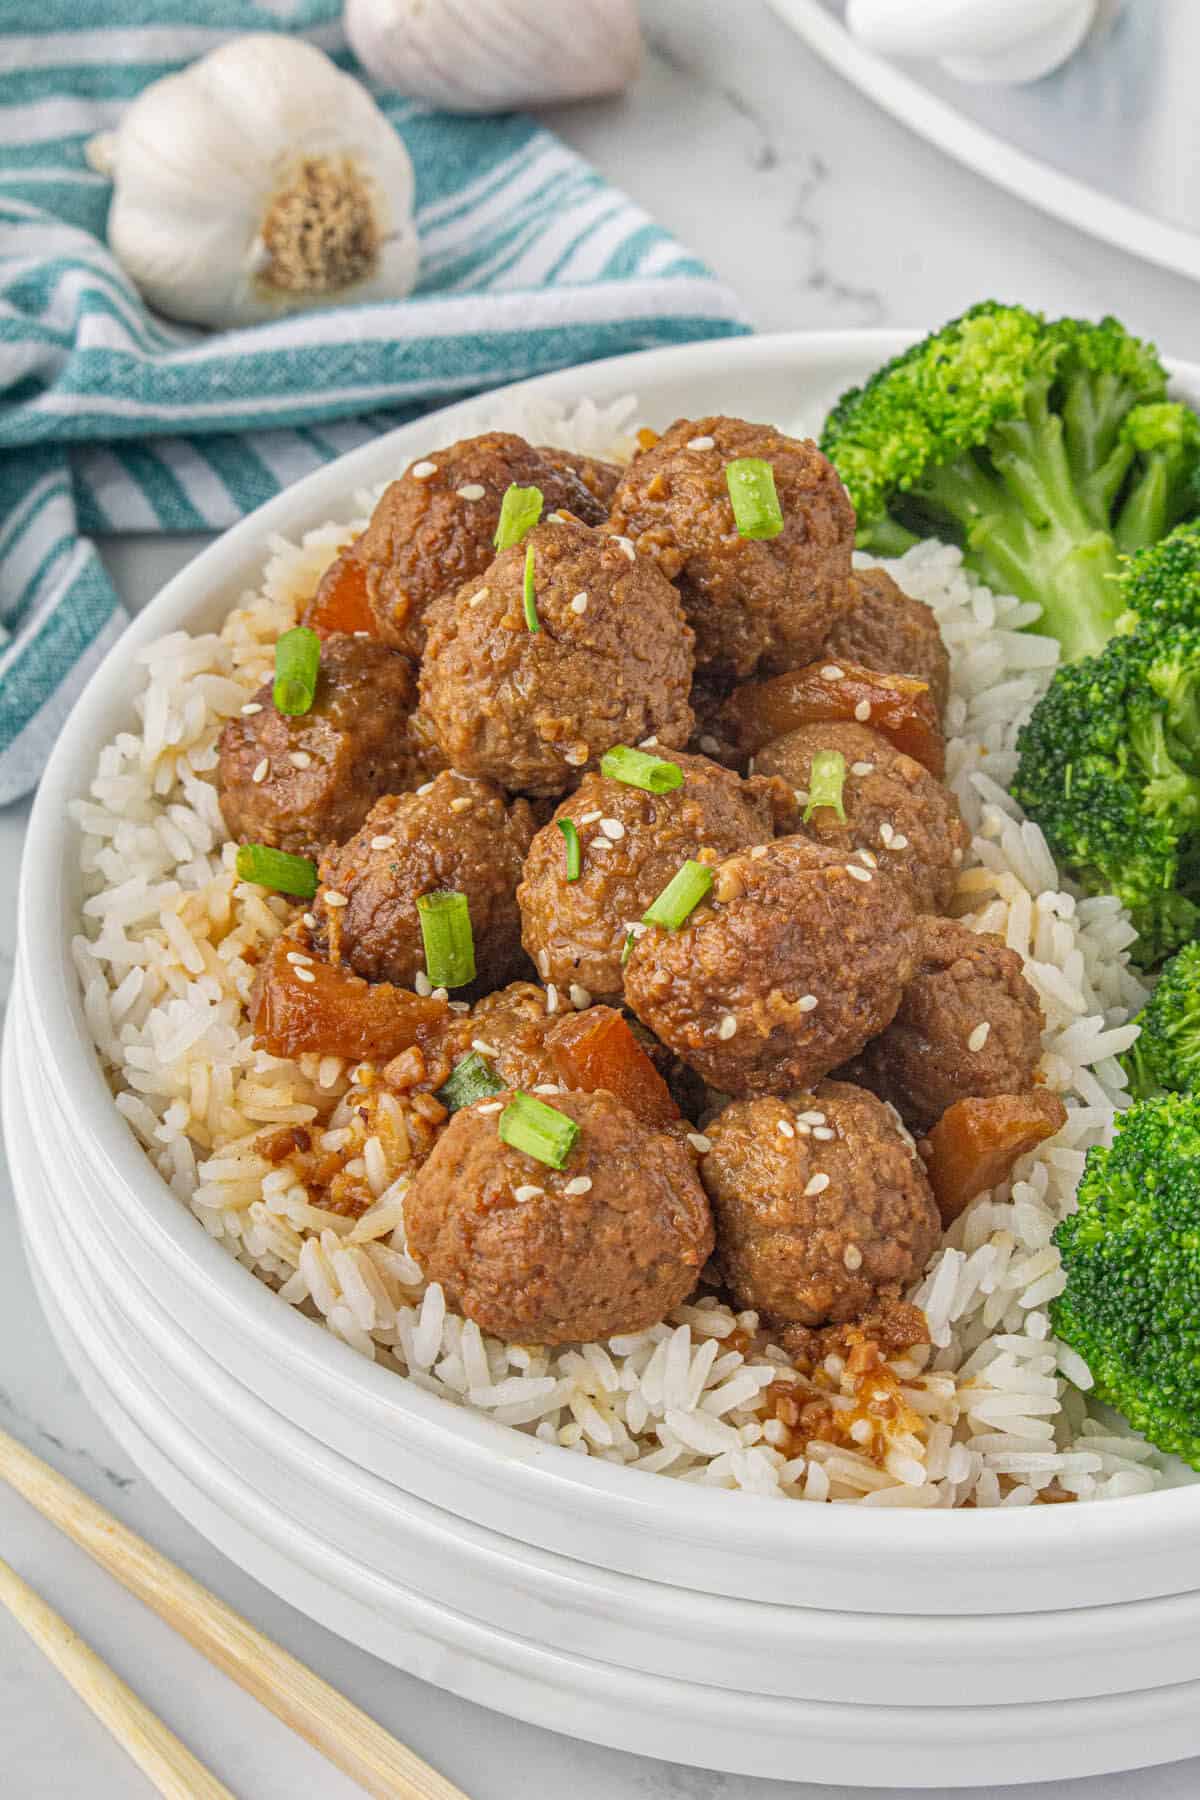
<box><xmin>777</xmin><ymin>1119</ymin><xmax>795</xmax><ymax>1139</ymax></box>
<box><xmin>699</xmin><ymin>736</ymin><xmax>721</xmax><ymax>754</ymax></box>
<box><xmin>564</xmin><ymin>1176</ymin><xmax>594</xmax><ymax>1196</ymax></box>
<box><xmin>612</xmin><ymin>535</ymin><xmax>637</xmax><ymax>562</ymax></box>
<box><xmin>477</xmin><ymin>1101</ymin><xmax>502</xmax><ymax>1114</ymax></box>
<box><xmin>968</xmin><ymin>1021</ymin><xmax>991</xmax><ymax>1053</ymax></box>
<box><xmin>570</xmin><ymin>984</ymin><xmax>592</xmax><ymax>1010</ymax></box>
<box><xmin>589</xmin><ymin>836</ymin><xmax>611</xmax><ymax>851</ymax></box>
<box><xmin>431</xmin><ymin>987</ymin><xmax>448</xmax><ymax>1003</ymax></box>
<box><xmin>854</xmin><ymin>699</ymin><xmax>872</xmax><ymax>722</ymax></box>
<box><xmin>448</xmin><ymin>1000</ymin><xmax>470</xmax><ymax>1014</ymax></box>
<box><xmin>353</xmin><ymin>630</ymin><xmax>371</xmax><ymax>639</ymax></box>
<box><xmin>467</xmin><ymin>587</ymin><xmax>489</xmax><ymax>608</ymax></box>
<box><xmin>288</xmin><ymin>751</ymin><xmax>312</xmax><ymax>769</ymax></box>
<box><xmin>579</xmin><ymin>810</ymin><xmax>602</xmax><ymax>824</ymax></box>
<box><xmin>640</xmin><ymin>735</ymin><xmax>659</xmax><ymax>748</ymax></box>
<box><xmin>749</xmin><ymin>844</ymin><xmax>768</xmax><ymax>860</ymax></box>
<box><xmin>564</xmin><ymin>745</ymin><xmax>589</xmax><ymax>767</ymax></box>
<box><xmin>286</xmin><ymin>951</ymin><xmax>314</xmax><ymax>967</ymax></box>
<box><xmin>293</xmin><ymin>965</ymin><xmax>316</xmax><ymax>984</ymax></box>
<box><xmin>793</xmin><ymin>788</ymin><xmax>809</xmax><ymax>807</ymax></box>
<box><xmin>851</xmin><ymin>761</ymin><xmax>875</xmax><ymax>776</ymax></box>
<box><xmin>687</xmin><ymin>435</ymin><xmax>715</xmax><ymax>452</ymax></box>
<box><xmin>417</xmin><ymin>781</ymin><xmax>436</xmax><ymax>795</ymax></box>
<box><xmin>879</xmin><ymin>821</ymin><xmax>894</xmax><ymax>846</ymax></box>
<box><xmin>804</xmin><ymin>1173</ymin><xmax>830</xmax><ymax>1196</ymax></box>
<box><xmin>843</xmin><ymin>1244</ymin><xmax>863</xmax><ymax>1271</ymax></box>
<box><xmin>794</xmin><ymin>1120</ymin><xmax>812</xmax><ymax>1136</ymax></box>
<box><xmin>370</xmin><ymin>835</ymin><xmax>396</xmax><ymax>851</ymax></box>
<box><xmin>545</xmin><ymin>984</ymin><xmax>559</xmax><ymax>1014</ymax></box>
<box><xmin>952</xmin><ymin>847</ymin><xmax>964</xmax><ymax>865</ymax></box>
<box><xmin>799</xmin><ymin>1111</ymin><xmax>826</xmax><ymax>1126</ymax></box>
<box><xmin>449</xmin><ymin>796</ymin><xmax>473</xmax><ymax>813</ymax></box>
<box><xmin>251</xmin><ymin>758</ymin><xmax>269</xmax><ymax>784</ymax></box>
<box><xmin>414</xmin><ymin>970</ymin><xmax>433</xmax><ymax>997</ymax></box>
<box><xmin>456</xmin><ymin>482</ymin><xmax>486</xmax><ymax>501</ymax></box>
<box><xmin>323</xmin><ymin>890</ymin><xmax>348</xmax><ymax>908</ymax></box>
<box><xmin>514</xmin><ymin>1185</ymin><xmax>544</xmax><ymax>1204</ymax></box>
<box><xmin>890</xmin><ymin>832</ymin><xmax>910</xmax><ymax>851</ymax></box>
<box><xmin>533</xmin><ymin>1083</ymin><xmax>560</xmax><ymax>1095</ymax></box>
<box><xmin>856</xmin><ymin>849</ymin><xmax>877</xmax><ymax>869</ymax></box>
<box><xmin>472</xmin><ymin>1039</ymin><xmax>499</xmax><ymax>1056</ymax></box>
<box><xmin>411</xmin><ymin>460</ymin><xmax>438</xmax><ymax>480</ymax></box>
<box><xmin>570</xmin><ymin>591</ymin><xmax>589</xmax><ymax>614</ymax></box>
<box><xmin>240</xmin><ymin>701</ymin><xmax>263</xmax><ymax>715</ymax></box>
<box><xmin>687</xmin><ymin>1132</ymin><xmax>712</xmax><ymax>1154</ymax></box>
<box><xmin>301</xmin><ymin>913</ymin><xmax>316</xmax><ymax>930</ymax></box>
<box><xmin>820</xmin><ymin>665</ymin><xmax>844</xmax><ymax>681</ymax></box>
<box><xmin>813</xmin><ymin>1125</ymin><xmax>835</xmax><ymax>1141</ymax></box>
<box><xmin>537</xmin><ymin>949</ymin><xmax>551</xmax><ymax>978</ymax></box>
<box><xmin>717</xmin><ymin>1014</ymin><xmax>738</xmax><ymax>1040</ymax></box>
<box><xmin>798</xmin><ymin>993</ymin><xmax>818</xmax><ymax>1012</ymax></box>
<box><xmin>845</xmin><ymin>864</ymin><xmax>872</xmax><ymax>883</ymax></box>
<box><xmin>600</xmin><ymin>817</ymin><xmax>625</xmax><ymax>840</ymax></box>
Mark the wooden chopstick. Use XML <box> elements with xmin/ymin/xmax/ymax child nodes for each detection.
<box><xmin>0</xmin><ymin>1427</ymin><xmax>471</xmax><ymax>1800</ymax></box>
<box><xmin>0</xmin><ymin>1554</ymin><xmax>235</xmax><ymax>1800</ymax></box>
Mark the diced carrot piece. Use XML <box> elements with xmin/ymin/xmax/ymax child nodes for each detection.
<box><xmin>719</xmin><ymin>660</ymin><xmax>945</xmax><ymax>777</ymax></box>
<box><xmin>303</xmin><ymin>546</ymin><xmax>377</xmax><ymax>638</ymax></box>
<box><xmin>250</xmin><ymin>938</ymin><xmax>445</xmax><ymax>1062</ymax></box>
<box><xmin>921</xmin><ymin>1091</ymin><xmax>1067</xmax><ymax>1228</ymax></box>
<box><xmin>548</xmin><ymin>1006</ymin><xmax>680</xmax><ymax>1128</ymax></box>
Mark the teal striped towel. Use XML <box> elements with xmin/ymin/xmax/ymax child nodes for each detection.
<box><xmin>0</xmin><ymin>3</ymin><xmax>747</xmax><ymax>804</ymax></box>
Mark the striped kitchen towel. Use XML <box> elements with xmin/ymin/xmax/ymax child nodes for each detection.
<box><xmin>0</xmin><ymin>2</ymin><xmax>748</xmax><ymax>804</ymax></box>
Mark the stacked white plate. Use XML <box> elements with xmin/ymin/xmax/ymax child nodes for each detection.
<box><xmin>10</xmin><ymin>334</ymin><xmax>1200</xmax><ymax>1788</ymax></box>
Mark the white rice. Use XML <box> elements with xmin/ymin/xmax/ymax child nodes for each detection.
<box><xmin>68</xmin><ymin>394</ymin><xmax>1162</xmax><ymax>1507</ymax></box>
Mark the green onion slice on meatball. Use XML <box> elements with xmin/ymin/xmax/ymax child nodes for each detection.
<box><xmin>235</xmin><ymin>843</ymin><xmax>318</xmax><ymax>899</ymax></box>
<box><xmin>499</xmin><ymin>1092</ymin><xmax>580</xmax><ymax>1168</ymax></box>
<box><xmin>417</xmin><ymin>888</ymin><xmax>476</xmax><ymax>989</ymax></box>
<box><xmin>600</xmin><ymin>745</ymin><xmax>684</xmax><ymax>793</ymax></box>
<box><xmin>725</xmin><ymin>457</ymin><xmax>784</xmax><ymax>540</ymax></box>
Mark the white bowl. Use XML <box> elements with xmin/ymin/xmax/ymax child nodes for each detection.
<box><xmin>12</xmin><ymin>331</ymin><xmax>1200</xmax><ymax>1785</ymax></box>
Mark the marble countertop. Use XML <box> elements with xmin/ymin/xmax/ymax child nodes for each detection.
<box><xmin>5</xmin><ymin>2</ymin><xmax>1200</xmax><ymax>1794</ymax></box>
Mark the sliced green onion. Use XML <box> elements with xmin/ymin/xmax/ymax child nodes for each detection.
<box><xmin>437</xmin><ymin>1051</ymin><xmax>505</xmax><ymax>1114</ymax></box>
<box><xmin>235</xmin><ymin>843</ymin><xmax>318</xmax><ymax>900</ymax></box>
<box><xmin>600</xmin><ymin>745</ymin><xmax>684</xmax><ymax>793</ymax></box>
<box><xmin>494</xmin><ymin>483</ymin><xmax>543</xmax><ymax>550</ymax></box>
<box><xmin>557</xmin><ymin>817</ymin><xmax>582</xmax><ymax>881</ymax></box>
<box><xmin>642</xmin><ymin>859</ymin><xmax>713</xmax><ymax>931</ymax></box>
<box><xmin>804</xmin><ymin>750</ymin><xmax>847</xmax><ymax>823</ymax></box>
<box><xmin>523</xmin><ymin>541</ymin><xmax>540</xmax><ymax>633</ymax></box>
<box><xmin>725</xmin><ymin>458</ymin><xmax>784</xmax><ymax>541</ymax></box>
<box><xmin>273</xmin><ymin>626</ymin><xmax>321</xmax><ymax>716</ymax></box>
<box><xmin>499</xmin><ymin>1091</ymin><xmax>580</xmax><ymax>1169</ymax></box>
<box><xmin>416</xmin><ymin>889</ymin><xmax>476</xmax><ymax>989</ymax></box>
<box><xmin>621</xmin><ymin>926</ymin><xmax>640</xmax><ymax>967</ymax></box>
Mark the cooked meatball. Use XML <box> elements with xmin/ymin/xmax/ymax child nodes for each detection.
<box><xmin>405</xmin><ymin>1087</ymin><xmax>714</xmax><ymax>1344</ymax></box>
<box><xmin>418</xmin><ymin>517</ymin><xmax>695</xmax><ymax>796</ymax></box>
<box><xmin>607</xmin><ymin>416</ymin><xmax>856</xmax><ymax>681</ymax></box>
<box><xmin>821</xmin><ymin>568</ymin><xmax>951</xmax><ymax>717</ymax></box>
<box><xmin>518</xmin><ymin>750</ymin><xmax>783</xmax><ymax>1001</ymax></box>
<box><xmin>218</xmin><ymin>634</ymin><xmax>430</xmax><ymax>858</ymax></box>
<box><xmin>623</xmin><ymin>836</ymin><xmax>916</xmax><ymax>1097</ymax></box>
<box><xmin>842</xmin><ymin>915</ymin><xmax>1045</xmax><ymax>1133</ymax></box>
<box><xmin>701</xmin><ymin>1080</ymin><xmax>940</xmax><ymax>1326</ymax></box>
<box><xmin>313</xmin><ymin>772</ymin><xmax>535</xmax><ymax>991</ymax></box>
<box><xmin>537</xmin><ymin>445</ymin><xmax>622</xmax><ymax>512</ymax></box>
<box><xmin>755</xmin><ymin>721</ymin><xmax>969</xmax><ymax>915</ymax></box>
<box><xmin>411</xmin><ymin>981</ymin><xmax>566</xmax><ymax>1096</ymax></box>
<box><xmin>313</xmin><ymin>434</ymin><xmax>608</xmax><ymax>662</ymax></box>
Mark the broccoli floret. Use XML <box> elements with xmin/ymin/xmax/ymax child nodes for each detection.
<box><xmin>1052</xmin><ymin>1092</ymin><xmax>1200</xmax><ymax>1468</ymax></box>
<box><xmin>1121</xmin><ymin>519</ymin><xmax>1200</xmax><ymax>632</ymax></box>
<box><xmin>1122</xmin><ymin>942</ymin><xmax>1200</xmax><ymax>1100</ymax></box>
<box><xmin>821</xmin><ymin>304</ymin><xmax>1187</xmax><ymax>663</ymax></box>
<box><xmin>1012</xmin><ymin>623</ymin><xmax>1200</xmax><ymax>965</ymax></box>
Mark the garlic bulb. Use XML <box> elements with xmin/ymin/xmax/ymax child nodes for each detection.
<box><xmin>86</xmin><ymin>36</ymin><xmax>419</xmax><ymax>331</ymax></box>
<box><xmin>345</xmin><ymin>0</ymin><xmax>642</xmax><ymax>114</ymax></box>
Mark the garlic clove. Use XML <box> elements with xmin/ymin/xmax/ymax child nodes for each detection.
<box><xmin>346</xmin><ymin>0</ymin><xmax>642</xmax><ymax>115</ymax></box>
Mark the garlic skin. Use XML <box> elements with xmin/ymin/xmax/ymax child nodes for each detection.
<box><xmin>86</xmin><ymin>36</ymin><xmax>420</xmax><ymax>331</ymax></box>
<box><xmin>345</xmin><ymin>0</ymin><xmax>642</xmax><ymax>114</ymax></box>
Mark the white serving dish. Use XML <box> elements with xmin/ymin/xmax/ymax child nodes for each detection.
<box><xmin>11</xmin><ymin>331</ymin><xmax>1200</xmax><ymax>1785</ymax></box>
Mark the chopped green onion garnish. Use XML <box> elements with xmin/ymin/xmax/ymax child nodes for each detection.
<box><xmin>273</xmin><ymin>626</ymin><xmax>321</xmax><ymax>716</ymax></box>
<box><xmin>642</xmin><ymin>859</ymin><xmax>713</xmax><ymax>931</ymax></box>
<box><xmin>236</xmin><ymin>843</ymin><xmax>318</xmax><ymax>900</ymax></box>
<box><xmin>416</xmin><ymin>889</ymin><xmax>476</xmax><ymax>989</ymax></box>
<box><xmin>499</xmin><ymin>1091</ymin><xmax>580</xmax><ymax>1170</ymax></box>
<box><xmin>621</xmin><ymin>927</ymin><xmax>639</xmax><ymax>967</ymax></box>
<box><xmin>437</xmin><ymin>1052</ymin><xmax>505</xmax><ymax>1114</ymax></box>
<box><xmin>600</xmin><ymin>745</ymin><xmax>684</xmax><ymax>793</ymax></box>
<box><xmin>494</xmin><ymin>483</ymin><xmax>543</xmax><ymax>550</ymax></box>
<box><xmin>725</xmin><ymin>458</ymin><xmax>784</xmax><ymax>541</ymax></box>
<box><xmin>557</xmin><ymin>817</ymin><xmax>581</xmax><ymax>881</ymax></box>
<box><xmin>804</xmin><ymin>750</ymin><xmax>847</xmax><ymax>823</ymax></box>
<box><xmin>523</xmin><ymin>542</ymin><xmax>540</xmax><ymax>633</ymax></box>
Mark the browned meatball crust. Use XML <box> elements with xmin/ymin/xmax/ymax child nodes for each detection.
<box><xmin>328</xmin><ymin>434</ymin><xmax>608</xmax><ymax>661</ymax></box>
<box><xmin>217</xmin><ymin>634</ymin><xmax>430</xmax><ymax>858</ymax></box>
<box><xmin>537</xmin><ymin>445</ymin><xmax>622</xmax><ymax>512</ymax></box>
<box><xmin>414</xmin><ymin>981</ymin><xmax>565</xmax><ymax>1096</ymax></box>
<box><xmin>623</xmin><ymin>836</ymin><xmax>917</xmax><ymax>1097</ymax></box>
<box><xmin>608</xmin><ymin>416</ymin><xmax>856</xmax><ymax>681</ymax></box>
<box><xmin>405</xmin><ymin>1087</ymin><xmax>714</xmax><ymax>1344</ymax></box>
<box><xmin>313</xmin><ymin>772</ymin><xmax>535</xmax><ymax>992</ymax></box>
<box><xmin>418</xmin><ymin>517</ymin><xmax>695</xmax><ymax>796</ymax></box>
<box><xmin>518</xmin><ymin>750</ymin><xmax>783</xmax><ymax>1002</ymax></box>
<box><xmin>756</xmin><ymin>721</ymin><xmax>969</xmax><ymax>915</ymax></box>
<box><xmin>821</xmin><ymin>568</ymin><xmax>951</xmax><ymax>718</ymax></box>
<box><xmin>842</xmin><ymin>916</ymin><xmax>1045</xmax><ymax>1133</ymax></box>
<box><xmin>700</xmin><ymin>1080</ymin><xmax>941</xmax><ymax>1327</ymax></box>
